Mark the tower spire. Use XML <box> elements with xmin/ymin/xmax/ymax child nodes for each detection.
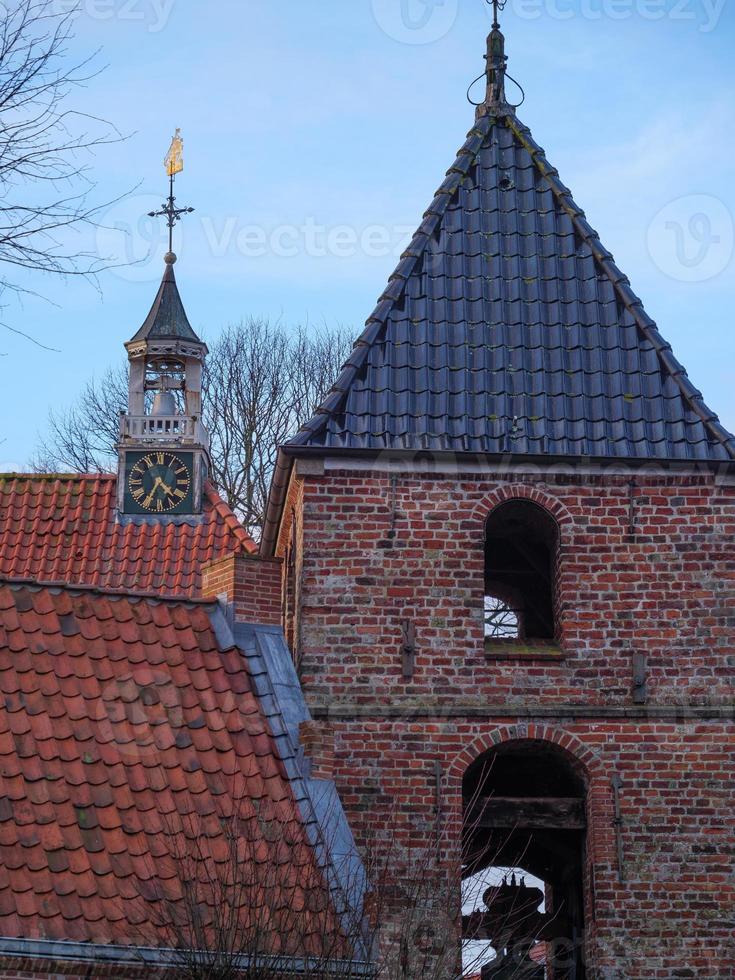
<box><xmin>478</xmin><ymin>0</ymin><xmax>510</xmax><ymax>117</ymax></box>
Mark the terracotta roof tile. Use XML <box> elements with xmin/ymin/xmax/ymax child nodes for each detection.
<box><xmin>0</xmin><ymin>475</ymin><xmax>255</xmax><ymax>599</ymax></box>
<box><xmin>0</xmin><ymin>580</ymin><xmax>340</xmax><ymax>950</ymax></box>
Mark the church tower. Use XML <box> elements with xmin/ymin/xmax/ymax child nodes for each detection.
<box><xmin>117</xmin><ymin>132</ymin><xmax>210</xmax><ymax>517</ymax></box>
<box><xmin>261</xmin><ymin>13</ymin><xmax>735</xmax><ymax>979</ymax></box>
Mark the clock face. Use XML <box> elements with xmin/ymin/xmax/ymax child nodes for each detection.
<box><xmin>124</xmin><ymin>451</ymin><xmax>194</xmax><ymax>515</ymax></box>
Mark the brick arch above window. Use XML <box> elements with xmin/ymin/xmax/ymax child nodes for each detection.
<box><xmin>446</xmin><ymin>724</ymin><xmax>605</xmax><ymax>784</ymax></box>
<box><xmin>472</xmin><ymin>484</ymin><xmax>574</xmax><ymax>532</ymax></box>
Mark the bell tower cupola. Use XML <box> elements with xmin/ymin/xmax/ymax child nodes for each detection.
<box><xmin>117</xmin><ymin>131</ymin><xmax>210</xmax><ymax>517</ymax></box>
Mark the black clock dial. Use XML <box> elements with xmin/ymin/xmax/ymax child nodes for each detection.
<box><xmin>127</xmin><ymin>452</ymin><xmax>192</xmax><ymax>513</ymax></box>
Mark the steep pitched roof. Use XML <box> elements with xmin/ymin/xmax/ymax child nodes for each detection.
<box><xmin>0</xmin><ymin>580</ymin><xmax>341</xmax><ymax>950</ymax></box>
<box><xmin>127</xmin><ymin>260</ymin><xmax>203</xmax><ymax>345</ymax></box>
<box><xmin>288</xmin><ymin>111</ymin><xmax>735</xmax><ymax>464</ymax></box>
<box><xmin>0</xmin><ymin>474</ymin><xmax>256</xmax><ymax>598</ymax></box>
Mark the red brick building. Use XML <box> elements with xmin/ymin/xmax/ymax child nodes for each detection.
<box><xmin>0</xmin><ymin>18</ymin><xmax>733</xmax><ymax>980</ymax></box>
<box><xmin>260</xmin><ymin>21</ymin><xmax>735</xmax><ymax>980</ymax></box>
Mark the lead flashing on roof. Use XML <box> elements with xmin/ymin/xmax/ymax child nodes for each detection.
<box><xmin>0</xmin><ymin>936</ymin><xmax>373</xmax><ymax>975</ymax></box>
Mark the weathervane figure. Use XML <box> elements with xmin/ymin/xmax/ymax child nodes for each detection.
<box><xmin>148</xmin><ymin>128</ymin><xmax>195</xmax><ymax>260</ymax></box>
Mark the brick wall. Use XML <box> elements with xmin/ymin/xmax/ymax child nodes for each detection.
<box><xmin>283</xmin><ymin>470</ymin><xmax>735</xmax><ymax>707</ymax></box>
<box><xmin>299</xmin><ymin>719</ymin><xmax>336</xmax><ymax>779</ymax></box>
<box><xmin>201</xmin><ymin>554</ymin><xmax>282</xmax><ymax>626</ymax></box>
<box><xmin>277</xmin><ymin>465</ymin><xmax>735</xmax><ymax>977</ymax></box>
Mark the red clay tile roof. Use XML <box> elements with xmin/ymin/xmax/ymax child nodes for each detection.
<box><xmin>0</xmin><ymin>579</ymin><xmax>336</xmax><ymax>949</ymax></box>
<box><xmin>0</xmin><ymin>474</ymin><xmax>255</xmax><ymax>599</ymax></box>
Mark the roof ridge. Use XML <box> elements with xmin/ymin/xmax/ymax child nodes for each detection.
<box><xmin>0</xmin><ymin>472</ymin><xmax>115</xmax><ymax>482</ymax></box>
<box><xmin>286</xmin><ymin>113</ymin><xmax>494</xmax><ymax>449</ymax></box>
<box><xmin>505</xmin><ymin>115</ymin><xmax>735</xmax><ymax>462</ymax></box>
<box><xmin>0</xmin><ymin>574</ymin><xmax>220</xmax><ymax>606</ymax></box>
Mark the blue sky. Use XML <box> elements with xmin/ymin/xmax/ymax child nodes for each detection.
<box><xmin>1</xmin><ymin>0</ymin><xmax>734</xmax><ymax>469</ymax></box>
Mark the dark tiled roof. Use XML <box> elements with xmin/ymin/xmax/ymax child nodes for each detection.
<box><xmin>289</xmin><ymin>112</ymin><xmax>735</xmax><ymax>463</ymax></box>
<box><xmin>0</xmin><ymin>474</ymin><xmax>255</xmax><ymax>598</ymax></box>
<box><xmin>0</xmin><ymin>580</ymin><xmax>336</xmax><ymax>947</ymax></box>
<box><xmin>128</xmin><ymin>261</ymin><xmax>202</xmax><ymax>345</ymax></box>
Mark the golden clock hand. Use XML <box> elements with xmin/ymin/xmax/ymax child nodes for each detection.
<box><xmin>142</xmin><ymin>476</ymin><xmax>164</xmax><ymax>509</ymax></box>
<box><xmin>158</xmin><ymin>479</ymin><xmax>174</xmax><ymax>495</ymax></box>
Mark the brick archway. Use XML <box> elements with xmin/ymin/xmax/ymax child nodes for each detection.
<box><xmin>453</xmin><ymin>726</ymin><xmax>607</xmax><ymax>978</ymax></box>
<box><xmin>444</xmin><ymin>725</ymin><xmax>615</xmax><ymax>868</ymax></box>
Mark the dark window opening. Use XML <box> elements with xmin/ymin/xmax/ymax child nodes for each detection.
<box><xmin>462</xmin><ymin>741</ymin><xmax>588</xmax><ymax>979</ymax></box>
<box><xmin>484</xmin><ymin>501</ymin><xmax>558</xmax><ymax>642</ymax></box>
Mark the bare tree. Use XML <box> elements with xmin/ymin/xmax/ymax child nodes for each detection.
<box><xmin>130</xmin><ymin>780</ymin><xmax>551</xmax><ymax>980</ymax></box>
<box><xmin>484</xmin><ymin>596</ymin><xmax>520</xmax><ymax>640</ymax></box>
<box><xmin>0</xmin><ymin>0</ymin><xmax>123</xmax><ymax>344</ymax></box>
<box><xmin>32</xmin><ymin>319</ymin><xmax>353</xmax><ymax>534</ymax></box>
<box><xmin>32</xmin><ymin>360</ymin><xmax>127</xmax><ymax>471</ymax></box>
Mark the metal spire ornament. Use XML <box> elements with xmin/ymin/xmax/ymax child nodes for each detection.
<box><xmin>484</xmin><ymin>0</ymin><xmax>509</xmax><ymax>111</ymax></box>
<box><xmin>468</xmin><ymin>0</ymin><xmax>525</xmax><ymax>116</ymax></box>
<box><xmin>148</xmin><ymin>129</ymin><xmax>195</xmax><ymax>262</ymax></box>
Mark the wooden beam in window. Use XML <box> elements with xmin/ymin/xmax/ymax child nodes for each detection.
<box><xmin>467</xmin><ymin>796</ymin><xmax>586</xmax><ymax>830</ymax></box>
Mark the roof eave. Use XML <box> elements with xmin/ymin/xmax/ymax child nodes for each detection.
<box><xmin>0</xmin><ymin>936</ymin><xmax>374</xmax><ymax>975</ymax></box>
<box><xmin>260</xmin><ymin>447</ymin><xmax>295</xmax><ymax>556</ymax></box>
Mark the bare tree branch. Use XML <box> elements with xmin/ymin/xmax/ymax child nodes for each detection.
<box><xmin>0</xmin><ymin>0</ymin><xmax>129</xmax><ymax>341</ymax></box>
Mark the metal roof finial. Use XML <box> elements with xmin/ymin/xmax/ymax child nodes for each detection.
<box><xmin>483</xmin><ymin>0</ymin><xmax>509</xmax><ymax>113</ymax></box>
<box><xmin>468</xmin><ymin>1</ymin><xmax>524</xmax><ymax>114</ymax></box>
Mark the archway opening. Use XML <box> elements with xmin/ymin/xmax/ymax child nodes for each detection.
<box><xmin>462</xmin><ymin>741</ymin><xmax>588</xmax><ymax>979</ymax></box>
<box><xmin>484</xmin><ymin>501</ymin><xmax>558</xmax><ymax>642</ymax></box>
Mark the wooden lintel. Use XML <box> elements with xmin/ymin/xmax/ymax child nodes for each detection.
<box><xmin>467</xmin><ymin>796</ymin><xmax>586</xmax><ymax>830</ymax></box>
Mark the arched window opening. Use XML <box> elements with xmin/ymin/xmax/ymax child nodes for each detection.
<box><xmin>484</xmin><ymin>501</ymin><xmax>558</xmax><ymax>642</ymax></box>
<box><xmin>462</xmin><ymin>741</ymin><xmax>587</xmax><ymax>979</ymax></box>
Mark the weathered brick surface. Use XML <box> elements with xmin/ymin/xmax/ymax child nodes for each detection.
<box><xmin>202</xmin><ymin>553</ymin><xmax>282</xmax><ymax>625</ymax></box>
<box><xmin>277</xmin><ymin>466</ymin><xmax>735</xmax><ymax>977</ymax></box>
<box><xmin>299</xmin><ymin>719</ymin><xmax>336</xmax><ymax>779</ymax></box>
